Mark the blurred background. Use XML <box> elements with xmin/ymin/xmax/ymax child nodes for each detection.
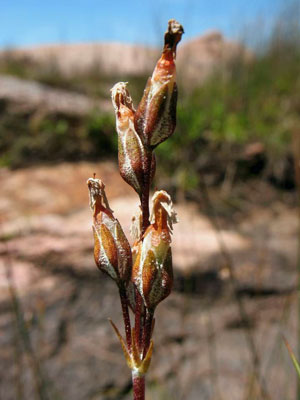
<box><xmin>0</xmin><ymin>0</ymin><xmax>299</xmax><ymax>399</ymax></box>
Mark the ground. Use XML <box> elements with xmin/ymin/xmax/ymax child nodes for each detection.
<box><xmin>0</xmin><ymin>161</ymin><xmax>298</xmax><ymax>400</ymax></box>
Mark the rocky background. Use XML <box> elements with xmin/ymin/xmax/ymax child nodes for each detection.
<box><xmin>0</xmin><ymin>160</ymin><xmax>298</xmax><ymax>400</ymax></box>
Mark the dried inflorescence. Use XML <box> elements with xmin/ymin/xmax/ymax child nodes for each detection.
<box><xmin>132</xmin><ymin>191</ymin><xmax>178</xmax><ymax>310</ymax></box>
<box><xmin>111</xmin><ymin>82</ymin><xmax>156</xmax><ymax>195</ymax></box>
<box><xmin>87</xmin><ymin>178</ymin><xmax>132</xmax><ymax>285</ymax></box>
<box><xmin>87</xmin><ymin>18</ymin><xmax>183</xmax><ymax>397</ymax></box>
<box><xmin>134</xmin><ymin>19</ymin><xmax>184</xmax><ymax>148</ymax></box>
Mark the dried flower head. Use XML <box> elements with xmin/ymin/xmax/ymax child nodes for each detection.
<box><xmin>132</xmin><ymin>190</ymin><xmax>178</xmax><ymax>309</ymax></box>
<box><xmin>111</xmin><ymin>82</ymin><xmax>145</xmax><ymax>194</ymax></box>
<box><xmin>111</xmin><ymin>82</ymin><xmax>156</xmax><ymax>194</ymax></box>
<box><xmin>87</xmin><ymin>177</ymin><xmax>132</xmax><ymax>285</ymax></box>
<box><xmin>134</xmin><ymin>19</ymin><xmax>184</xmax><ymax>148</ymax></box>
<box><xmin>150</xmin><ymin>190</ymin><xmax>178</xmax><ymax>233</ymax></box>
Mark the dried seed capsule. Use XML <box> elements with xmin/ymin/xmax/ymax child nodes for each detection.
<box><xmin>111</xmin><ymin>82</ymin><xmax>156</xmax><ymax>195</ymax></box>
<box><xmin>87</xmin><ymin>177</ymin><xmax>132</xmax><ymax>285</ymax></box>
<box><xmin>132</xmin><ymin>190</ymin><xmax>178</xmax><ymax>310</ymax></box>
<box><xmin>134</xmin><ymin>19</ymin><xmax>184</xmax><ymax>148</ymax></box>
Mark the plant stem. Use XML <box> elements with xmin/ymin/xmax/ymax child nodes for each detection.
<box><xmin>135</xmin><ymin>147</ymin><xmax>152</xmax><ymax>353</ymax></box>
<box><xmin>134</xmin><ymin>289</ymin><xmax>143</xmax><ymax>352</ymax></box>
<box><xmin>143</xmin><ymin>309</ymin><xmax>154</xmax><ymax>358</ymax></box>
<box><xmin>198</xmin><ymin>174</ymin><xmax>270</xmax><ymax>399</ymax></box>
<box><xmin>119</xmin><ymin>285</ymin><xmax>132</xmax><ymax>352</ymax></box>
<box><xmin>4</xmin><ymin>246</ymin><xmax>50</xmax><ymax>400</ymax></box>
<box><xmin>140</xmin><ymin>148</ymin><xmax>152</xmax><ymax>235</ymax></box>
<box><xmin>132</xmin><ymin>372</ymin><xmax>145</xmax><ymax>400</ymax></box>
<box><xmin>132</xmin><ymin>148</ymin><xmax>153</xmax><ymax>400</ymax></box>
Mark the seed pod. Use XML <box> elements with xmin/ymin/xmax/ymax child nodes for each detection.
<box><xmin>132</xmin><ymin>190</ymin><xmax>178</xmax><ymax>310</ymax></box>
<box><xmin>87</xmin><ymin>177</ymin><xmax>132</xmax><ymax>285</ymax></box>
<box><xmin>134</xmin><ymin>19</ymin><xmax>184</xmax><ymax>148</ymax></box>
<box><xmin>111</xmin><ymin>82</ymin><xmax>156</xmax><ymax>195</ymax></box>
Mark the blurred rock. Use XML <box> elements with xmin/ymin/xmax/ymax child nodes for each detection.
<box><xmin>0</xmin><ymin>161</ymin><xmax>297</xmax><ymax>400</ymax></box>
<box><xmin>0</xmin><ymin>75</ymin><xmax>111</xmax><ymax>115</ymax></box>
<box><xmin>0</xmin><ymin>31</ymin><xmax>251</xmax><ymax>85</ymax></box>
<box><xmin>177</xmin><ymin>30</ymin><xmax>252</xmax><ymax>85</ymax></box>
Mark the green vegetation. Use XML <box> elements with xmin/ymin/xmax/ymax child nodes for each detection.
<box><xmin>0</xmin><ymin>109</ymin><xmax>117</xmax><ymax>167</ymax></box>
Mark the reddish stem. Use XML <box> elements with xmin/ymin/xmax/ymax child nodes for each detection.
<box><xmin>132</xmin><ymin>373</ymin><xmax>145</xmax><ymax>400</ymax></box>
<box><xmin>134</xmin><ymin>288</ymin><xmax>143</xmax><ymax>352</ymax></box>
<box><xmin>140</xmin><ymin>148</ymin><xmax>152</xmax><ymax>235</ymax></box>
<box><xmin>142</xmin><ymin>309</ymin><xmax>154</xmax><ymax>358</ymax></box>
<box><xmin>119</xmin><ymin>285</ymin><xmax>132</xmax><ymax>352</ymax></box>
<box><xmin>135</xmin><ymin>147</ymin><xmax>152</xmax><ymax>353</ymax></box>
<box><xmin>132</xmin><ymin>147</ymin><xmax>152</xmax><ymax>400</ymax></box>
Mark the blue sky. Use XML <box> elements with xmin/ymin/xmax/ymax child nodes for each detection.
<box><xmin>0</xmin><ymin>0</ymin><xmax>284</xmax><ymax>48</ymax></box>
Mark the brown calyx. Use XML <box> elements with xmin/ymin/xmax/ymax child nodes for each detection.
<box><xmin>163</xmin><ymin>19</ymin><xmax>184</xmax><ymax>56</ymax></box>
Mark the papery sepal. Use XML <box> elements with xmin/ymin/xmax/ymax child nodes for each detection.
<box><xmin>132</xmin><ymin>190</ymin><xmax>178</xmax><ymax>309</ymax></box>
<box><xmin>87</xmin><ymin>177</ymin><xmax>132</xmax><ymax>285</ymax></box>
<box><xmin>111</xmin><ymin>82</ymin><xmax>157</xmax><ymax>194</ymax></box>
<box><xmin>134</xmin><ymin>20</ymin><xmax>183</xmax><ymax>149</ymax></box>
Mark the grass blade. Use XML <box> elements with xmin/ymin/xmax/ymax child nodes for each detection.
<box><xmin>283</xmin><ymin>336</ymin><xmax>300</xmax><ymax>379</ymax></box>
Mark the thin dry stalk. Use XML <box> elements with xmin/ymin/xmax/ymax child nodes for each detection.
<box><xmin>198</xmin><ymin>175</ymin><xmax>271</xmax><ymax>400</ymax></box>
<box><xmin>3</xmin><ymin>243</ymin><xmax>50</xmax><ymax>400</ymax></box>
<box><xmin>206</xmin><ymin>311</ymin><xmax>223</xmax><ymax>400</ymax></box>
